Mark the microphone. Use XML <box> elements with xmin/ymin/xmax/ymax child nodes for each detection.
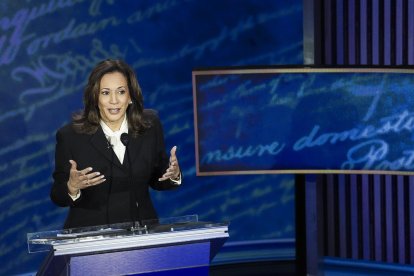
<box><xmin>106</xmin><ymin>137</ymin><xmax>114</xmax><ymax>225</ymax></box>
<box><xmin>120</xmin><ymin>133</ymin><xmax>129</xmax><ymax>147</ymax></box>
<box><xmin>120</xmin><ymin>133</ymin><xmax>140</xmax><ymax>227</ymax></box>
<box><xmin>106</xmin><ymin>137</ymin><xmax>114</xmax><ymax>149</ymax></box>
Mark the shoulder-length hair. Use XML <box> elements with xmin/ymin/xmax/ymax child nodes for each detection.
<box><xmin>72</xmin><ymin>59</ymin><xmax>151</xmax><ymax>137</ymax></box>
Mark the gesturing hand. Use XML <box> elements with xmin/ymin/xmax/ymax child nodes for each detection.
<box><xmin>67</xmin><ymin>160</ymin><xmax>106</xmax><ymax>196</ymax></box>
<box><xmin>158</xmin><ymin>146</ymin><xmax>181</xmax><ymax>181</ymax></box>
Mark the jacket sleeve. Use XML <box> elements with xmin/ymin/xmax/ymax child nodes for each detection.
<box><xmin>148</xmin><ymin>114</ymin><xmax>181</xmax><ymax>191</ymax></box>
<box><xmin>50</xmin><ymin>128</ymin><xmax>80</xmax><ymax>207</ymax></box>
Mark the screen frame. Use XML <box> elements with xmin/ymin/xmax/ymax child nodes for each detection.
<box><xmin>192</xmin><ymin>66</ymin><xmax>414</xmax><ymax>176</ymax></box>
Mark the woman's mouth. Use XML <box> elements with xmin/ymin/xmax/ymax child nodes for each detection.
<box><xmin>108</xmin><ymin>108</ymin><xmax>121</xmax><ymax>114</ymax></box>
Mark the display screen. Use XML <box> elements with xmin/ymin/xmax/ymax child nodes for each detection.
<box><xmin>193</xmin><ymin>68</ymin><xmax>414</xmax><ymax>175</ymax></box>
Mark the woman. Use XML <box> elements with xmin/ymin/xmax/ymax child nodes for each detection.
<box><xmin>50</xmin><ymin>59</ymin><xmax>181</xmax><ymax>229</ymax></box>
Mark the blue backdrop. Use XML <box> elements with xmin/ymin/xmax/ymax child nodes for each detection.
<box><xmin>0</xmin><ymin>1</ymin><xmax>302</xmax><ymax>274</ymax></box>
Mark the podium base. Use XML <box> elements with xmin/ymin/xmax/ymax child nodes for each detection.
<box><xmin>40</xmin><ymin>242</ymin><xmax>210</xmax><ymax>276</ymax></box>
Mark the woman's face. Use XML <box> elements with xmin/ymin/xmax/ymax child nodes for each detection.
<box><xmin>98</xmin><ymin>71</ymin><xmax>131</xmax><ymax>131</ymax></box>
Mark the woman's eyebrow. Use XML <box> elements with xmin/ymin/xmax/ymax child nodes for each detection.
<box><xmin>100</xmin><ymin>86</ymin><xmax>126</xmax><ymax>91</ymax></box>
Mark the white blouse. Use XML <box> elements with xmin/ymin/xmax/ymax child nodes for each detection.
<box><xmin>100</xmin><ymin>116</ymin><xmax>128</xmax><ymax>164</ymax></box>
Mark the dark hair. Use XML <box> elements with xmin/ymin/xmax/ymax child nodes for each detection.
<box><xmin>72</xmin><ymin>59</ymin><xmax>151</xmax><ymax>137</ymax></box>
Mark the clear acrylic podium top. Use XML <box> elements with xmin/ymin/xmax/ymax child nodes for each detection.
<box><xmin>27</xmin><ymin>215</ymin><xmax>229</xmax><ymax>255</ymax></box>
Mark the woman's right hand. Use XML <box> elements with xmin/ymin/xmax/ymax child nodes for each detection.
<box><xmin>67</xmin><ymin>160</ymin><xmax>106</xmax><ymax>196</ymax></box>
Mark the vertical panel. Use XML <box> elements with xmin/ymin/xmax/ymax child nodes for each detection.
<box><xmin>395</xmin><ymin>0</ymin><xmax>403</xmax><ymax>64</ymax></box>
<box><xmin>385</xmin><ymin>175</ymin><xmax>394</xmax><ymax>262</ymax></box>
<box><xmin>304</xmin><ymin>0</ymin><xmax>318</xmax><ymax>64</ymax></box>
<box><xmin>372</xmin><ymin>0</ymin><xmax>380</xmax><ymax>64</ymax></box>
<box><xmin>324</xmin><ymin>0</ymin><xmax>333</xmax><ymax>64</ymax></box>
<box><xmin>361</xmin><ymin>174</ymin><xmax>370</xmax><ymax>260</ymax></box>
<box><xmin>379</xmin><ymin>0</ymin><xmax>385</xmax><ymax>64</ymax></box>
<box><xmin>408</xmin><ymin>1</ymin><xmax>414</xmax><ymax>64</ymax></box>
<box><xmin>381</xmin><ymin>175</ymin><xmax>387</xmax><ymax>261</ymax></box>
<box><xmin>338</xmin><ymin>174</ymin><xmax>347</xmax><ymax>258</ymax></box>
<box><xmin>359</xmin><ymin>0</ymin><xmax>368</xmax><ymax>64</ymax></box>
<box><xmin>383</xmin><ymin>0</ymin><xmax>391</xmax><ymax>65</ymax></box>
<box><xmin>298</xmin><ymin>174</ymin><xmax>329</xmax><ymax>275</ymax></box>
<box><xmin>343</xmin><ymin>0</ymin><xmax>349</xmax><ymax>63</ymax></box>
<box><xmin>345</xmin><ymin>174</ymin><xmax>352</xmax><ymax>258</ymax></box>
<box><xmin>373</xmin><ymin>174</ymin><xmax>383</xmax><ymax>261</ymax></box>
<box><xmin>396</xmin><ymin>175</ymin><xmax>406</xmax><ymax>263</ymax></box>
<box><xmin>401</xmin><ymin>0</ymin><xmax>408</xmax><ymax>65</ymax></box>
<box><xmin>348</xmin><ymin>0</ymin><xmax>356</xmax><ymax>64</ymax></box>
<box><xmin>355</xmin><ymin>0</ymin><xmax>361</xmax><ymax>63</ymax></box>
<box><xmin>336</xmin><ymin>0</ymin><xmax>344</xmax><ymax>64</ymax></box>
<box><xmin>366</xmin><ymin>0</ymin><xmax>373</xmax><ymax>64</ymax></box>
<box><xmin>326</xmin><ymin>174</ymin><xmax>337</xmax><ymax>256</ymax></box>
<box><xmin>410</xmin><ymin>176</ymin><xmax>414</xmax><ymax>264</ymax></box>
<box><xmin>390</xmin><ymin>0</ymin><xmax>397</xmax><ymax>64</ymax></box>
<box><xmin>350</xmin><ymin>174</ymin><xmax>359</xmax><ymax>259</ymax></box>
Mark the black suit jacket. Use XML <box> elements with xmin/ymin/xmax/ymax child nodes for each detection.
<box><xmin>50</xmin><ymin>112</ymin><xmax>178</xmax><ymax>229</ymax></box>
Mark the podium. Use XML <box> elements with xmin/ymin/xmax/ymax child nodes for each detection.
<box><xmin>28</xmin><ymin>216</ymin><xmax>229</xmax><ymax>276</ymax></box>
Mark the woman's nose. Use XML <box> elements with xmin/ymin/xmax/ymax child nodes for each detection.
<box><xmin>109</xmin><ymin>92</ymin><xmax>118</xmax><ymax>103</ymax></box>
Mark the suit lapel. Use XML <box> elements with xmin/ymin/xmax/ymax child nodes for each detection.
<box><xmin>127</xmin><ymin>133</ymin><xmax>144</xmax><ymax>166</ymax></box>
<box><xmin>90</xmin><ymin>127</ymin><xmax>126</xmax><ymax>171</ymax></box>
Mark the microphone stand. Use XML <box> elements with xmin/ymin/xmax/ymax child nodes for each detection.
<box><xmin>120</xmin><ymin>133</ymin><xmax>141</xmax><ymax>230</ymax></box>
<box><xmin>106</xmin><ymin>138</ymin><xmax>114</xmax><ymax>225</ymax></box>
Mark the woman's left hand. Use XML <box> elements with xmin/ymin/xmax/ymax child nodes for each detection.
<box><xmin>159</xmin><ymin>146</ymin><xmax>181</xmax><ymax>181</ymax></box>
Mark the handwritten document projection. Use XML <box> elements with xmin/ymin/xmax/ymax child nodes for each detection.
<box><xmin>0</xmin><ymin>1</ymin><xmax>303</xmax><ymax>274</ymax></box>
<box><xmin>193</xmin><ymin>68</ymin><xmax>414</xmax><ymax>175</ymax></box>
